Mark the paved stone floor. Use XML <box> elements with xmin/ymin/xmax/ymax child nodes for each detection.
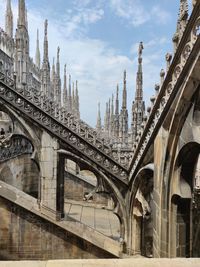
<box><xmin>0</xmin><ymin>259</ymin><xmax>200</xmax><ymax>267</ymax></box>
<box><xmin>65</xmin><ymin>201</ymin><xmax>120</xmax><ymax>240</ymax></box>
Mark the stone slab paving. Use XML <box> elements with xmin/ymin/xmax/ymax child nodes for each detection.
<box><xmin>65</xmin><ymin>202</ymin><xmax>120</xmax><ymax>239</ymax></box>
<box><xmin>0</xmin><ymin>259</ymin><xmax>200</xmax><ymax>267</ymax></box>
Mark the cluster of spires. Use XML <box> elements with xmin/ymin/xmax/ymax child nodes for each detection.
<box><xmin>3</xmin><ymin>0</ymin><xmax>192</xmax><ymax>148</ymax></box>
<box><xmin>96</xmin><ymin>42</ymin><xmax>145</xmax><ymax>148</ymax></box>
<box><xmin>4</xmin><ymin>0</ymin><xmax>80</xmax><ymax>118</ymax></box>
<box><xmin>95</xmin><ymin>0</ymin><xmax>191</xmax><ymax>148</ymax></box>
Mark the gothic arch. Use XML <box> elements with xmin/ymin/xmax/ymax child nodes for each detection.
<box><xmin>1</xmin><ymin>105</ymin><xmax>41</xmax><ymax>151</ymax></box>
<box><xmin>57</xmin><ymin>149</ymin><xmax>129</xmax><ymax>248</ymax></box>
<box><xmin>129</xmin><ymin>164</ymin><xmax>154</xmax><ymax>256</ymax></box>
<box><xmin>169</xmin><ymin>142</ymin><xmax>200</xmax><ymax>257</ymax></box>
<box><xmin>158</xmin><ymin>80</ymin><xmax>200</xmax><ymax>256</ymax></box>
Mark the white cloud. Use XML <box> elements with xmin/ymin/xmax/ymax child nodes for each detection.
<box><xmin>109</xmin><ymin>0</ymin><xmax>172</xmax><ymax>27</ymax></box>
<box><xmin>0</xmin><ymin>0</ymin><xmax>172</xmax><ymax>127</ymax></box>
<box><xmin>0</xmin><ymin>0</ymin><xmax>134</xmax><ymax>126</ymax></box>
<box><xmin>109</xmin><ymin>0</ymin><xmax>150</xmax><ymax>26</ymax></box>
<box><xmin>151</xmin><ymin>6</ymin><xmax>171</xmax><ymax>25</ymax></box>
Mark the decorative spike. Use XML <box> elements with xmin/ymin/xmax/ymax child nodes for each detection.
<box><xmin>135</xmin><ymin>41</ymin><xmax>143</xmax><ymax>101</ymax></box>
<box><xmin>69</xmin><ymin>74</ymin><xmax>72</xmax><ymax>111</ymax></box>
<box><xmin>63</xmin><ymin>64</ymin><xmax>68</xmax><ymax>108</ymax></box>
<box><xmin>72</xmin><ymin>81</ymin><xmax>75</xmax><ymax>113</ymax></box>
<box><xmin>115</xmin><ymin>84</ymin><xmax>119</xmax><ymax>116</ymax></box>
<box><xmin>75</xmin><ymin>80</ymin><xmax>80</xmax><ymax>118</ymax></box>
<box><xmin>5</xmin><ymin>0</ymin><xmax>13</xmax><ymax>38</ymax></box>
<box><xmin>41</xmin><ymin>19</ymin><xmax>51</xmax><ymax>97</ymax></box>
<box><xmin>43</xmin><ymin>20</ymin><xmax>49</xmax><ymax>62</ymax></box>
<box><xmin>56</xmin><ymin>46</ymin><xmax>60</xmax><ymax>78</ymax></box>
<box><xmin>114</xmin><ymin>84</ymin><xmax>120</xmax><ymax>139</ymax></box>
<box><xmin>96</xmin><ymin>102</ymin><xmax>102</xmax><ymax>132</ymax></box>
<box><xmin>18</xmin><ymin>0</ymin><xmax>26</xmax><ymax>27</ymax></box>
<box><xmin>111</xmin><ymin>94</ymin><xmax>114</xmax><ymax>118</ymax></box>
<box><xmin>104</xmin><ymin>102</ymin><xmax>109</xmax><ymax>132</ymax></box>
<box><xmin>25</xmin><ymin>8</ymin><xmax>28</xmax><ymax>29</ymax></box>
<box><xmin>51</xmin><ymin>57</ymin><xmax>55</xmax><ymax>81</ymax></box>
<box><xmin>35</xmin><ymin>29</ymin><xmax>41</xmax><ymax>68</ymax></box>
<box><xmin>131</xmin><ymin>42</ymin><xmax>145</xmax><ymax>144</ymax></box>
<box><xmin>122</xmin><ymin>70</ymin><xmax>127</xmax><ymax>109</ymax></box>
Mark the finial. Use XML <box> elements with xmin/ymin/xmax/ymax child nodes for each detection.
<box><xmin>111</xmin><ymin>94</ymin><xmax>114</xmax><ymax>113</ymax></box>
<box><xmin>138</xmin><ymin>41</ymin><xmax>144</xmax><ymax>59</ymax></box>
<box><xmin>155</xmin><ymin>84</ymin><xmax>160</xmax><ymax>95</ymax></box>
<box><xmin>35</xmin><ymin>29</ymin><xmax>41</xmax><ymax>68</ymax></box>
<box><xmin>165</xmin><ymin>53</ymin><xmax>172</xmax><ymax>72</ymax></box>
<box><xmin>124</xmin><ymin>70</ymin><xmax>126</xmax><ymax>81</ymax></box>
<box><xmin>45</xmin><ymin>19</ymin><xmax>48</xmax><ymax>36</ymax></box>
<box><xmin>150</xmin><ymin>96</ymin><xmax>156</xmax><ymax>106</ymax></box>
<box><xmin>5</xmin><ymin>0</ymin><xmax>13</xmax><ymax>37</ymax></box>
<box><xmin>160</xmin><ymin>69</ymin><xmax>165</xmax><ymax>86</ymax></box>
<box><xmin>64</xmin><ymin>64</ymin><xmax>66</xmax><ymax>74</ymax></box>
<box><xmin>57</xmin><ymin>46</ymin><xmax>60</xmax><ymax>57</ymax></box>
<box><xmin>98</xmin><ymin>102</ymin><xmax>101</xmax><ymax>117</ymax></box>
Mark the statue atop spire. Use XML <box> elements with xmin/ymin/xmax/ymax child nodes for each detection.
<box><xmin>5</xmin><ymin>0</ymin><xmax>13</xmax><ymax>38</ymax></box>
<box><xmin>35</xmin><ymin>29</ymin><xmax>40</xmax><ymax>68</ymax></box>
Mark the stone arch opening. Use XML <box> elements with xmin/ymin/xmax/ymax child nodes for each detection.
<box><xmin>170</xmin><ymin>142</ymin><xmax>200</xmax><ymax>257</ymax></box>
<box><xmin>0</xmin><ymin>155</ymin><xmax>39</xmax><ymax>198</ymax></box>
<box><xmin>0</xmin><ymin>111</ymin><xmax>13</xmax><ymax>141</ymax></box>
<box><xmin>57</xmin><ymin>152</ymin><xmax>122</xmax><ymax>241</ymax></box>
<box><xmin>130</xmin><ymin>165</ymin><xmax>154</xmax><ymax>257</ymax></box>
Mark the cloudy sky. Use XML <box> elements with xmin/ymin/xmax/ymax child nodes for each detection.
<box><xmin>0</xmin><ymin>0</ymin><xmax>193</xmax><ymax>126</ymax></box>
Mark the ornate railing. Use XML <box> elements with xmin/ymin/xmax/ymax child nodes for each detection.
<box><xmin>0</xmin><ymin>73</ymin><xmax>129</xmax><ymax>183</ymax></box>
<box><xmin>129</xmin><ymin>3</ymin><xmax>200</xmax><ymax>178</ymax></box>
<box><xmin>0</xmin><ymin>135</ymin><xmax>33</xmax><ymax>162</ymax></box>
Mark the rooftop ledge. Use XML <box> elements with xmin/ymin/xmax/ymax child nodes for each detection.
<box><xmin>0</xmin><ymin>258</ymin><xmax>199</xmax><ymax>267</ymax></box>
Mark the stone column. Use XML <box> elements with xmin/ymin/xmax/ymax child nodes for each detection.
<box><xmin>40</xmin><ymin>131</ymin><xmax>58</xmax><ymax>219</ymax></box>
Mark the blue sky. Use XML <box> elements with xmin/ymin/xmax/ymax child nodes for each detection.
<box><xmin>0</xmin><ymin>0</ymin><xmax>193</xmax><ymax>126</ymax></box>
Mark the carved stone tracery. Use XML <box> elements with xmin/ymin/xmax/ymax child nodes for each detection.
<box><xmin>0</xmin><ymin>72</ymin><xmax>129</xmax><ymax>183</ymax></box>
